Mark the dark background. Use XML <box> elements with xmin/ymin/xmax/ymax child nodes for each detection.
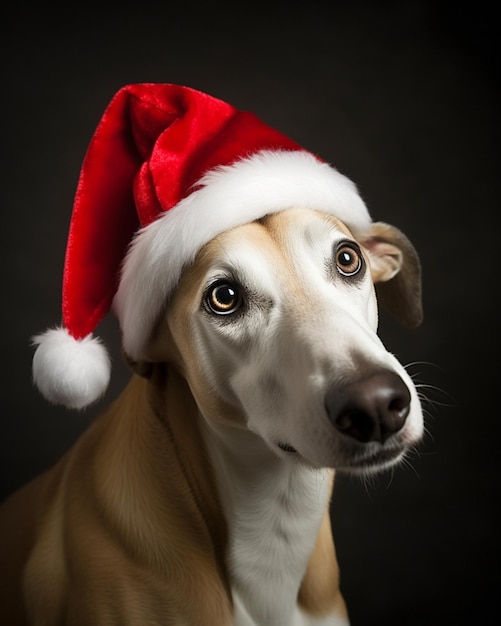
<box><xmin>1</xmin><ymin>1</ymin><xmax>499</xmax><ymax>624</ymax></box>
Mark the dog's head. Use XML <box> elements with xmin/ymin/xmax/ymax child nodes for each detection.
<box><xmin>138</xmin><ymin>207</ymin><xmax>423</xmax><ymax>475</ymax></box>
<box><xmin>31</xmin><ymin>87</ymin><xmax>423</xmax><ymax>450</ymax></box>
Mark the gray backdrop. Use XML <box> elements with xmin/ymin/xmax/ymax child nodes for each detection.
<box><xmin>1</xmin><ymin>1</ymin><xmax>499</xmax><ymax>624</ymax></box>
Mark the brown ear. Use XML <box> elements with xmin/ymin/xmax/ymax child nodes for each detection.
<box><xmin>359</xmin><ymin>222</ymin><xmax>423</xmax><ymax>328</ymax></box>
<box><xmin>122</xmin><ymin>350</ymin><xmax>154</xmax><ymax>378</ymax></box>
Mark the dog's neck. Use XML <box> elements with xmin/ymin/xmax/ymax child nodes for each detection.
<box><xmin>124</xmin><ymin>366</ymin><xmax>339</xmax><ymax>624</ymax></box>
<box><xmin>202</xmin><ymin>419</ymin><xmax>332</xmax><ymax>626</ymax></box>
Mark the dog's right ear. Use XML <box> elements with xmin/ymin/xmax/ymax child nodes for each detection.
<box><xmin>359</xmin><ymin>222</ymin><xmax>423</xmax><ymax>328</ymax></box>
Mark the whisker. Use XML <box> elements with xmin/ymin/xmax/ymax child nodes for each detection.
<box><xmin>415</xmin><ymin>384</ymin><xmax>455</xmax><ymax>408</ymax></box>
<box><xmin>404</xmin><ymin>360</ymin><xmax>447</xmax><ymax>372</ymax></box>
<box><xmin>402</xmin><ymin>362</ymin><xmax>455</xmax><ymax>434</ymax></box>
<box><xmin>360</xmin><ymin>470</ymin><xmax>379</xmax><ymax>495</ymax></box>
<box><xmin>384</xmin><ymin>465</ymin><xmax>396</xmax><ymax>489</ymax></box>
<box><xmin>398</xmin><ymin>449</ymin><xmax>422</xmax><ymax>479</ymax></box>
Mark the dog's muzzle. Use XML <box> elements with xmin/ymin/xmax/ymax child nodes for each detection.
<box><xmin>325</xmin><ymin>371</ymin><xmax>411</xmax><ymax>444</ymax></box>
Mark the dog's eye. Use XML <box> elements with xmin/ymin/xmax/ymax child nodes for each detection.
<box><xmin>335</xmin><ymin>243</ymin><xmax>363</xmax><ymax>277</ymax></box>
<box><xmin>206</xmin><ymin>281</ymin><xmax>242</xmax><ymax>315</ymax></box>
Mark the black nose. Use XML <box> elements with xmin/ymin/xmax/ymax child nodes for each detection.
<box><xmin>325</xmin><ymin>371</ymin><xmax>411</xmax><ymax>444</ymax></box>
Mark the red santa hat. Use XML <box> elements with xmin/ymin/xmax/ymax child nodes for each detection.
<box><xmin>32</xmin><ymin>83</ymin><xmax>372</xmax><ymax>409</ymax></box>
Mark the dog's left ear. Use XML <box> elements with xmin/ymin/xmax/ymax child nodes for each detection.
<box><xmin>359</xmin><ymin>222</ymin><xmax>423</xmax><ymax>327</ymax></box>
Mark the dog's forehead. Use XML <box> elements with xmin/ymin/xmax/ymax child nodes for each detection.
<box><xmin>204</xmin><ymin>209</ymin><xmax>354</xmax><ymax>262</ymax></box>
<box><xmin>263</xmin><ymin>208</ymin><xmax>354</xmax><ymax>243</ymax></box>
<box><xmin>262</xmin><ymin>209</ymin><xmax>358</xmax><ymax>278</ymax></box>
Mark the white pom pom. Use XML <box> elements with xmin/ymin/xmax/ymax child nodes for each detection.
<box><xmin>32</xmin><ymin>327</ymin><xmax>111</xmax><ymax>410</ymax></box>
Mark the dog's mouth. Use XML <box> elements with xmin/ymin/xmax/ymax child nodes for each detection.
<box><xmin>277</xmin><ymin>439</ymin><xmax>407</xmax><ymax>472</ymax></box>
<box><xmin>341</xmin><ymin>445</ymin><xmax>406</xmax><ymax>473</ymax></box>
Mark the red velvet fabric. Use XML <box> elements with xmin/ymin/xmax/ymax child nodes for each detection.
<box><xmin>62</xmin><ymin>83</ymin><xmax>302</xmax><ymax>340</ymax></box>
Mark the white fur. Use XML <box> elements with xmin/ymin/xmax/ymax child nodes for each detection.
<box><xmin>232</xmin><ymin>595</ymin><xmax>349</xmax><ymax>626</ymax></box>
<box><xmin>204</xmin><ymin>424</ymin><xmax>344</xmax><ymax>626</ymax></box>
<box><xmin>114</xmin><ymin>150</ymin><xmax>372</xmax><ymax>360</ymax></box>
<box><xmin>32</xmin><ymin>327</ymin><xmax>110</xmax><ymax>409</ymax></box>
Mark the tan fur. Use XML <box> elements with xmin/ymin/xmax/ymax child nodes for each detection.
<box><xmin>0</xmin><ymin>372</ymin><xmax>233</xmax><ymax>625</ymax></box>
<box><xmin>0</xmin><ymin>208</ymin><xmax>422</xmax><ymax>624</ymax></box>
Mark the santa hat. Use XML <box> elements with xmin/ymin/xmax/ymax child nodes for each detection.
<box><xmin>32</xmin><ymin>83</ymin><xmax>371</xmax><ymax>409</ymax></box>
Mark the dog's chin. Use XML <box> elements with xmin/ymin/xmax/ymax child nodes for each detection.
<box><xmin>337</xmin><ymin>446</ymin><xmax>407</xmax><ymax>476</ymax></box>
<box><xmin>275</xmin><ymin>439</ymin><xmax>410</xmax><ymax>475</ymax></box>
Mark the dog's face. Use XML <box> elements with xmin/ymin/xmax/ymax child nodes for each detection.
<box><xmin>145</xmin><ymin>208</ymin><xmax>423</xmax><ymax>475</ymax></box>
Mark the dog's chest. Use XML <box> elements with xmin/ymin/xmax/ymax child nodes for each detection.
<box><xmin>232</xmin><ymin>592</ymin><xmax>348</xmax><ymax>626</ymax></box>
<box><xmin>204</xmin><ymin>430</ymin><xmax>335</xmax><ymax>625</ymax></box>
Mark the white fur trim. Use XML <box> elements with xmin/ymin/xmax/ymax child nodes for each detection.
<box><xmin>32</xmin><ymin>327</ymin><xmax>110</xmax><ymax>410</ymax></box>
<box><xmin>114</xmin><ymin>150</ymin><xmax>372</xmax><ymax>359</ymax></box>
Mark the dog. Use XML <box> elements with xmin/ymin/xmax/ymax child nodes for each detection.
<box><xmin>0</xmin><ymin>206</ymin><xmax>423</xmax><ymax>625</ymax></box>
